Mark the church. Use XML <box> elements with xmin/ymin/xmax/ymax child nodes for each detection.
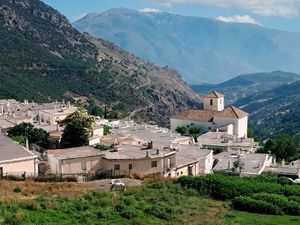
<box><xmin>171</xmin><ymin>91</ymin><xmax>249</xmax><ymax>138</ymax></box>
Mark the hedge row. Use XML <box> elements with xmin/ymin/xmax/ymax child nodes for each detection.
<box><xmin>251</xmin><ymin>193</ymin><xmax>300</xmax><ymax>215</ymax></box>
<box><xmin>232</xmin><ymin>197</ymin><xmax>283</xmax><ymax>215</ymax></box>
<box><xmin>178</xmin><ymin>174</ymin><xmax>300</xmax><ymax>200</ymax></box>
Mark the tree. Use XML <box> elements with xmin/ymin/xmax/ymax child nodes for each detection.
<box><xmin>258</xmin><ymin>135</ymin><xmax>299</xmax><ymax>161</ymax></box>
<box><xmin>7</xmin><ymin>122</ymin><xmax>51</xmax><ymax>149</ymax></box>
<box><xmin>189</xmin><ymin>126</ymin><xmax>200</xmax><ymax>142</ymax></box>
<box><xmin>58</xmin><ymin>108</ymin><xmax>95</xmax><ymax>148</ymax></box>
<box><xmin>103</xmin><ymin>124</ymin><xmax>112</xmax><ymax>135</ymax></box>
<box><xmin>176</xmin><ymin>126</ymin><xmax>187</xmax><ymax>135</ymax></box>
<box><xmin>189</xmin><ymin>126</ymin><xmax>200</xmax><ymax>135</ymax></box>
<box><xmin>233</xmin><ymin>159</ymin><xmax>245</xmax><ymax>174</ymax></box>
<box><xmin>10</xmin><ymin>136</ymin><xmax>26</xmax><ymax>146</ymax></box>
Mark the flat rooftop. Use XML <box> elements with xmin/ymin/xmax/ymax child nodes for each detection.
<box><xmin>102</xmin><ymin>145</ymin><xmax>174</xmax><ymax>160</ymax></box>
<box><xmin>112</xmin><ymin>124</ymin><xmax>190</xmax><ymax>148</ymax></box>
<box><xmin>40</xmin><ymin>107</ymin><xmax>77</xmax><ymax>116</ymax></box>
<box><xmin>214</xmin><ymin>152</ymin><xmax>269</xmax><ymax>174</ymax></box>
<box><xmin>198</xmin><ymin>131</ymin><xmax>255</xmax><ymax>148</ymax></box>
<box><xmin>47</xmin><ymin>146</ymin><xmax>102</xmax><ymax>160</ymax></box>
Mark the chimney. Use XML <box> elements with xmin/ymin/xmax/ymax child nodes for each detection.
<box><xmin>228</xmin><ymin>161</ymin><xmax>232</xmax><ymax>170</ymax></box>
<box><xmin>170</xmin><ymin>143</ymin><xmax>173</xmax><ymax>149</ymax></box>
<box><xmin>258</xmin><ymin>163</ymin><xmax>262</xmax><ymax>168</ymax></box>
<box><xmin>32</xmin><ymin>100</ymin><xmax>35</xmax><ymax>108</ymax></box>
<box><xmin>282</xmin><ymin>159</ymin><xmax>285</xmax><ymax>166</ymax></box>
<box><xmin>148</xmin><ymin>141</ymin><xmax>153</xmax><ymax>149</ymax></box>
<box><xmin>272</xmin><ymin>157</ymin><xmax>276</xmax><ymax>165</ymax></box>
<box><xmin>237</xmin><ymin>149</ymin><xmax>241</xmax><ymax>156</ymax></box>
<box><xmin>62</xmin><ymin>99</ymin><xmax>65</xmax><ymax>106</ymax></box>
<box><xmin>26</xmin><ymin>139</ymin><xmax>29</xmax><ymax>150</ymax></box>
<box><xmin>170</xmin><ymin>130</ymin><xmax>172</xmax><ymax>137</ymax></box>
<box><xmin>114</xmin><ymin>144</ymin><xmax>122</xmax><ymax>152</ymax></box>
<box><xmin>146</xmin><ymin>150</ymin><xmax>150</xmax><ymax>157</ymax></box>
<box><xmin>67</xmin><ymin>101</ymin><xmax>71</xmax><ymax>108</ymax></box>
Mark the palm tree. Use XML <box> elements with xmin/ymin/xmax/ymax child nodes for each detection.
<box><xmin>233</xmin><ymin>159</ymin><xmax>245</xmax><ymax>174</ymax></box>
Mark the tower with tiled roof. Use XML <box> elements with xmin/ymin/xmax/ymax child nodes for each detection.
<box><xmin>203</xmin><ymin>91</ymin><xmax>224</xmax><ymax>111</ymax></box>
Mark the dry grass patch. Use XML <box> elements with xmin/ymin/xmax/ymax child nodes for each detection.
<box><xmin>0</xmin><ymin>180</ymin><xmax>91</xmax><ymax>199</ymax></box>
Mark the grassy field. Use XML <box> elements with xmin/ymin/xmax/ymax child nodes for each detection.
<box><xmin>0</xmin><ymin>179</ymin><xmax>299</xmax><ymax>225</ymax></box>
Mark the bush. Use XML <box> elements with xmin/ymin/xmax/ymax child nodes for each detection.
<box><xmin>13</xmin><ymin>187</ymin><xmax>22</xmax><ymax>193</ymax></box>
<box><xmin>232</xmin><ymin>196</ymin><xmax>283</xmax><ymax>215</ymax></box>
<box><xmin>252</xmin><ymin>193</ymin><xmax>300</xmax><ymax>215</ymax></box>
<box><xmin>178</xmin><ymin>174</ymin><xmax>300</xmax><ymax>201</ymax></box>
<box><xmin>144</xmin><ymin>206</ymin><xmax>173</xmax><ymax>221</ymax></box>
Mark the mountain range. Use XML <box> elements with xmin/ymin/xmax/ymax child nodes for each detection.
<box><xmin>74</xmin><ymin>8</ymin><xmax>300</xmax><ymax>83</ymax></box>
<box><xmin>190</xmin><ymin>71</ymin><xmax>300</xmax><ymax>105</ymax></box>
<box><xmin>0</xmin><ymin>0</ymin><xmax>201</xmax><ymax>125</ymax></box>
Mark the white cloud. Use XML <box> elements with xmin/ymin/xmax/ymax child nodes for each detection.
<box><xmin>217</xmin><ymin>15</ymin><xmax>262</xmax><ymax>26</ymax></box>
<box><xmin>152</xmin><ymin>0</ymin><xmax>300</xmax><ymax>18</ymax></box>
<box><xmin>139</xmin><ymin>8</ymin><xmax>161</xmax><ymax>13</ymax></box>
<box><xmin>70</xmin><ymin>13</ymin><xmax>88</xmax><ymax>22</ymax></box>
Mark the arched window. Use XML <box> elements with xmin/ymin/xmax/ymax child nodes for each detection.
<box><xmin>210</xmin><ymin>99</ymin><xmax>213</xmax><ymax>105</ymax></box>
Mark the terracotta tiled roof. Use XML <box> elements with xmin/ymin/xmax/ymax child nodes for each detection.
<box><xmin>172</xmin><ymin>106</ymin><xmax>248</xmax><ymax>122</ymax></box>
<box><xmin>172</xmin><ymin>110</ymin><xmax>219</xmax><ymax>122</ymax></box>
<box><xmin>204</xmin><ymin>91</ymin><xmax>224</xmax><ymax>98</ymax></box>
<box><xmin>214</xmin><ymin>106</ymin><xmax>249</xmax><ymax>119</ymax></box>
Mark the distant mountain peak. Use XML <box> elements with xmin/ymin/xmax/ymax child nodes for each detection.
<box><xmin>74</xmin><ymin>8</ymin><xmax>300</xmax><ymax>83</ymax></box>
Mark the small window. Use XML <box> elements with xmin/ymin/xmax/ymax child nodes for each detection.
<box><xmin>210</xmin><ymin>99</ymin><xmax>213</xmax><ymax>105</ymax></box>
<box><xmin>151</xmin><ymin>161</ymin><xmax>157</xmax><ymax>168</ymax></box>
<box><xmin>181</xmin><ymin>171</ymin><xmax>183</xmax><ymax>175</ymax></box>
<box><xmin>114</xmin><ymin>164</ymin><xmax>120</xmax><ymax>170</ymax></box>
<box><xmin>220</xmin><ymin>99</ymin><xmax>222</xmax><ymax>104</ymax></box>
<box><xmin>129</xmin><ymin>164</ymin><xmax>132</xmax><ymax>170</ymax></box>
<box><xmin>81</xmin><ymin>160</ymin><xmax>86</xmax><ymax>170</ymax></box>
<box><xmin>177</xmin><ymin>172</ymin><xmax>179</xmax><ymax>176</ymax></box>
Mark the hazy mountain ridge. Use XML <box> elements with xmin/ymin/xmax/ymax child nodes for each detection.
<box><xmin>190</xmin><ymin>71</ymin><xmax>300</xmax><ymax>105</ymax></box>
<box><xmin>0</xmin><ymin>0</ymin><xmax>201</xmax><ymax>124</ymax></box>
<box><xmin>74</xmin><ymin>8</ymin><xmax>300</xmax><ymax>83</ymax></box>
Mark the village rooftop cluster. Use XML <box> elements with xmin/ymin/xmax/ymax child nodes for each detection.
<box><xmin>0</xmin><ymin>92</ymin><xmax>299</xmax><ymax>180</ymax></box>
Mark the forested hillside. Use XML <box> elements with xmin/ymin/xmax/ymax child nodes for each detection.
<box><xmin>233</xmin><ymin>81</ymin><xmax>300</xmax><ymax>141</ymax></box>
<box><xmin>0</xmin><ymin>0</ymin><xmax>201</xmax><ymax>125</ymax></box>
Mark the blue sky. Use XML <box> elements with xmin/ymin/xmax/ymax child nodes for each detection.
<box><xmin>42</xmin><ymin>0</ymin><xmax>300</xmax><ymax>32</ymax></box>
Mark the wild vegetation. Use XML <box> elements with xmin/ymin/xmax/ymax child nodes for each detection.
<box><xmin>256</xmin><ymin>135</ymin><xmax>299</xmax><ymax>162</ymax></box>
<box><xmin>0</xmin><ymin>177</ymin><xmax>300</xmax><ymax>224</ymax></box>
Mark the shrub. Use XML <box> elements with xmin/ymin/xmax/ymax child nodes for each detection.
<box><xmin>13</xmin><ymin>187</ymin><xmax>22</xmax><ymax>193</ymax></box>
<box><xmin>178</xmin><ymin>174</ymin><xmax>300</xmax><ymax>201</ymax></box>
<box><xmin>251</xmin><ymin>193</ymin><xmax>300</xmax><ymax>215</ymax></box>
<box><xmin>232</xmin><ymin>196</ymin><xmax>283</xmax><ymax>215</ymax></box>
<box><xmin>144</xmin><ymin>206</ymin><xmax>174</xmax><ymax>221</ymax></box>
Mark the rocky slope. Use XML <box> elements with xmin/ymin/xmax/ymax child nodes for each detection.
<box><xmin>0</xmin><ymin>0</ymin><xmax>201</xmax><ymax>125</ymax></box>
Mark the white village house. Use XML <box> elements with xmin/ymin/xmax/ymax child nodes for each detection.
<box><xmin>171</xmin><ymin>91</ymin><xmax>249</xmax><ymax>138</ymax></box>
<box><xmin>0</xmin><ymin>135</ymin><xmax>38</xmax><ymax>177</ymax></box>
